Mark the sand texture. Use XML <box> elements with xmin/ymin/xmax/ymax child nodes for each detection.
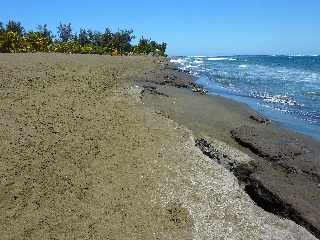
<box><xmin>0</xmin><ymin>53</ymin><xmax>317</xmax><ymax>239</ymax></box>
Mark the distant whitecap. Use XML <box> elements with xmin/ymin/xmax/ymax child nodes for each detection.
<box><xmin>170</xmin><ymin>58</ymin><xmax>185</xmax><ymax>64</ymax></box>
<box><xmin>239</xmin><ymin>64</ymin><xmax>248</xmax><ymax>68</ymax></box>
<box><xmin>207</xmin><ymin>57</ymin><xmax>229</xmax><ymax>61</ymax></box>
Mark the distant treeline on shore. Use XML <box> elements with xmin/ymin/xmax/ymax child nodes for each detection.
<box><xmin>0</xmin><ymin>20</ymin><xmax>167</xmax><ymax>56</ymax></box>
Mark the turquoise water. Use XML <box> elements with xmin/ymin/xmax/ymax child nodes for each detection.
<box><xmin>171</xmin><ymin>55</ymin><xmax>320</xmax><ymax>140</ymax></box>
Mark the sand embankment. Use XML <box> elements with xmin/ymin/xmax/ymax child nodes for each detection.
<box><xmin>141</xmin><ymin>61</ymin><xmax>320</xmax><ymax>239</ymax></box>
<box><xmin>0</xmin><ymin>53</ymin><xmax>316</xmax><ymax>239</ymax></box>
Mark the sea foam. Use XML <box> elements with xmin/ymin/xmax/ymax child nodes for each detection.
<box><xmin>207</xmin><ymin>57</ymin><xmax>229</xmax><ymax>61</ymax></box>
<box><xmin>170</xmin><ymin>58</ymin><xmax>186</xmax><ymax>64</ymax></box>
<box><xmin>207</xmin><ymin>57</ymin><xmax>237</xmax><ymax>61</ymax></box>
<box><xmin>169</xmin><ymin>55</ymin><xmax>320</xmax><ymax>139</ymax></box>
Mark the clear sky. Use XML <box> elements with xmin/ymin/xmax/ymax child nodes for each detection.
<box><xmin>2</xmin><ymin>0</ymin><xmax>320</xmax><ymax>56</ymax></box>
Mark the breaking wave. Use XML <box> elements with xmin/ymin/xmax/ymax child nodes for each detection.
<box><xmin>170</xmin><ymin>55</ymin><xmax>320</xmax><ymax>139</ymax></box>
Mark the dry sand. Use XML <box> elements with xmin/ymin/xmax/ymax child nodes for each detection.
<box><xmin>0</xmin><ymin>53</ymin><xmax>316</xmax><ymax>239</ymax></box>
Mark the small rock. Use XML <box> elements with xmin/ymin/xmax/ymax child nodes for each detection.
<box><xmin>249</xmin><ymin>114</ymin><xmax>271</xmax><ymax>124</ymax></box>
<box><xmin>192</xmin><ymin>87</ymin><xmax>208</xmax><ymax>95</ymax></box>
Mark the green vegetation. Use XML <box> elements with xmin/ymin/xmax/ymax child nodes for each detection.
<box><xmin>0</xmin><ymin>20</ymin><xmax>167</xmax><ymax>56</ymax></box>
<box><xmin>133</xmin><ymin>37</ymin><xmax>167</xmax><ymax>56</ymax></box>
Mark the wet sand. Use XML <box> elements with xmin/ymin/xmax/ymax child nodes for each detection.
<box><xmin>0</xmin><ymin>53</ymin><xmax>317</xmax><ymax>239</ymax></box>
<box><xmin>141</xmin><ymin>62</ymin><xmax>320</xmax><ymax>239</ymax></box>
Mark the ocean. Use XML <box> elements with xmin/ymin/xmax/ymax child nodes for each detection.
<box><xmin>170</xmin><ymin>55</ymin><xmax>320</xmax><ymax>140</ymax></box>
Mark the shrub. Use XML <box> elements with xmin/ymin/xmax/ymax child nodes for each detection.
<box><xmin>92</xmin><ymin>45</ymin><xmax>113</xmax><ymax>55</ymax></box>
<box><xmin>25</xmin><ymin>31</ymin><xmax>51</xmax><ymax>52</ymax></box>
<box><xmin>36</xmin><ymin>24</ymin><xmax>54</xmax><ymax>42</ymax></box>
<box><xmin>0</xmin><ymin>22</ymin><xmax>5</xmax><ymax>34</ymax></box>
<box><xmin>50</xmin><ymin>41</ymin><xmax>81</xmax><ymax>54</ymax></box>
<box><xmin>81</xmin><ymin>44</ymin><xmax>94</xmax><ymax>54</ymax></box>
<box><xmin>6</xmin><ymin>20</ymin><xmax>25</xmax><ymax>36</ymax></box>
<box><xmin>110</xmin><ymin>30</ymin><xmax>135</xmax><ymax>54</ymax></box>
<box><xmin>134</xmin><ymin>37</ymin><xmax>167</xmax><ymax>56</ymax></box>
<box><xmin>57</xmin><ymin>23</ymin><xmax>74</xmax><ymax>42</ymax></box>
<box><xmin>0</xmin><ymin>31</ymin><xmax>26</xmax><ymax>53</ymax></box>
<box><xmin>0</xmin><ymin>20</ymin><xmax>167</xmax><ymax>56</ymax></box>
<box><xmin>79</xmin><ymin>28</ymin><xmax>91</xmax><ymax>46</ymax></box>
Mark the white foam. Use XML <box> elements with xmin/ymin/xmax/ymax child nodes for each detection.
<box><xmin>207</xmin><ymin>57</ymin><xmax>237</xmax><ymax>61</ymax></box>
<box><xmin>193</xmin><ymin>60</ymin><xmax>204</xmax><ymax>64</ymax></box>
<box><xmin>185</xmin><ymin>65</ymin><xmax>199</xmax><ymax>69</ymax></box>
<box><xmin>170</xmin><ymin>58</ymin><xmax>186</xmax><ymax>64</ymax></box>
<box><xmin>207</xmin><ymin>57</ymin><xmax>229</xmax><ymax>61</ymax></box>
<box><xmin>263</xmin><ymin>95</ymin><xmax>297</xmax><ymax>106</ymax></box>
<box><xmin>239</xmin><ymin>65</ymin><xmax>248</xmax><ymax>68</ymax></box>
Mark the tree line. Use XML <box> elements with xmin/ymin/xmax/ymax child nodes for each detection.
<box><xmin>0</xmin><ymin>20</ymin><xmax>167</xmax><ymax>56</ymax></box>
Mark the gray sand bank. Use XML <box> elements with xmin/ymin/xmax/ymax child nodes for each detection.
<box><xmin>0</xmin><ymin>53</ymin><xmax>316</xmax><ymax>239</ymax></box>
<box><xmin>141</xmin><ymin>63</ymin><xmax>320</xmax><ymax>239</ymax></box>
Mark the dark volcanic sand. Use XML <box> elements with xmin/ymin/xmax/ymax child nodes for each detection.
<box><xmin>141</xmin><ymin>62</ymin><xmax>320</xmax><ymax>239</ymax></box>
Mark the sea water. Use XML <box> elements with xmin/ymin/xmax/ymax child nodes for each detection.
<box><xmin>170</xmin><ymin>55</ymin><xmax>320</xmax><ymax>140</ymax></box>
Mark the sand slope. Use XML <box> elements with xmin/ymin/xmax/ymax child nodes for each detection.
<box><xmin>0</xmin><ymin>54</ymin><xmax>316</xmax><ymax>239</ymax></box>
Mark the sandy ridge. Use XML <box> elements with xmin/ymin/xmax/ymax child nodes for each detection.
<box><xmin>0</xmin><ymin>53</ymin><xmax>316</xmax><ymax>239</ymax></box>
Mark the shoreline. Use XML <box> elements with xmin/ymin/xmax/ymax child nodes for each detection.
<box><xmin>0</xmin><ymin>53</ymin><xmax>318</xmax><ymax>239</ymax></box>
<box><xmin>172</xmin><ymin>56</ymin><xmax>320</xmax><ymax>141</ymax></box>
<box><xmin>140</xmin><ymin>59</ymin><xmax>320</xmax><ymax>238</ymax></box>
<box><xmin>195</xmin><ymin>75</ymin><xmax>320</xmax><ymax>141</ymax></box>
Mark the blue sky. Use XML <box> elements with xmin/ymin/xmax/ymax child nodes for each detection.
<box><xmin>2</xmin><ymin>0</ymin><xmax>320</xmax><ymax>56</ymax></box>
